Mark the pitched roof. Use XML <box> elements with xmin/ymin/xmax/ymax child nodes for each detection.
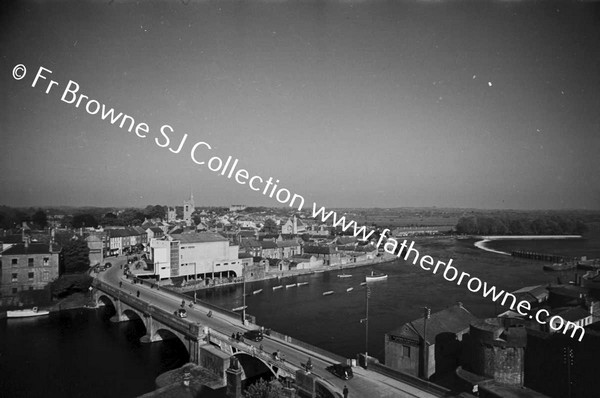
<box><xmin>277</xmin><ymin>240</ymin><xmax>300</xmax><ymax>248</ymax></box>
<box><xmin>149</xmin><ymin>227</ymin><xmax>163</xmax><ymax>233</ymax></box>
<box><xmin>171</xmin><ymin>232</ymin><xmax>228</xmax><ymax>243</ymax></box>
<box><xmin>2</xmin><ymin>243</ymin><xmax>56</xmax><ymax>255</ymax></box>
<box><xmin>389</xmin><ymin>304</ymin><xmax>477</xmax><ymax>344</ymax></box>
<box><xmin>261</xmin><ymin>241</ymin><xmax>278</xmax><ymax>249</ymax></box>
<box><xmin>303</xmin><ymin>245</ymin><xmax>337</xmax><ymax>254</ymax></box>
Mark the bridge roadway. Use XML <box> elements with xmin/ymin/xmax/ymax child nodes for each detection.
<box><xmin>96</xmin><ymin>256</ymin><xmax>444</xmax><ymax>398</ymax></box>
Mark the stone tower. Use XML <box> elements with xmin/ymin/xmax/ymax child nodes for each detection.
<box><xmin>183</xmin><ymin>191</ymin><xmax>195</xmax><ymax>226</ymax></box>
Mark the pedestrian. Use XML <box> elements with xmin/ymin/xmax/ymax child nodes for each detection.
<box><xmin>343</xmin><ymin>385</ymin><xmax>349</xmax><ymax>398</ymax></box>
<box><xmin>119</xmin><ymin>281</ymin><xmax>122</xmax><ymax>288</ymax></box>
<box><xmin>136</xmin><ymin>290</ymin><xmax>140</xmax><ymax>298</ymax></box>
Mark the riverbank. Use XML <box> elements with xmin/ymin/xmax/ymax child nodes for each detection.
<box><xmin>168</xmin><ymin>252</ymin><xmax>398</xmax><ymax>294</ymax></box>
<box><xmin>473</xmin><ymin>235</ymin><xmax>583</xmax><ymax>255</ymax></box>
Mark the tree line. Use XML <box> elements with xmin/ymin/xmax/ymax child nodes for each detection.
<box><xmin>455</xmin><ymin>214</ymin><xmax>588</xmax><ymax>236</ymax></box>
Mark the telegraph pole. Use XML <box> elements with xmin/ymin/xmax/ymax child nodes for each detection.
<box><xmin>193</xmin><ymin>262</ymin><xmax>197</xmax><ymax>304</ymax></box>
<box><xmin>241</xmin><ymin>264</ymin><xmax>246</xmax><ymax>325</ymax></box>
<box><xmin>360</xmin><ymin>285</ymin><xmax>371</xmax><ymax>368</ymax></box>
<box><xmin>423</xmin><ymin>307</ymin><xmax>431</xmax><ymax>380</ymax></box>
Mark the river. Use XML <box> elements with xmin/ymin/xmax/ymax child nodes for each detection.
<box><xmin>1</xmin><ymin>235</ymin><xmax>597</xmax><ymax>397</ymax></box>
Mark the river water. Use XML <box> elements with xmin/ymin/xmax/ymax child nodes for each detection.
<box><xmin>1</xmin><ymin>235</ymin><xmax>597</xmax><ymax>397</ymax></box>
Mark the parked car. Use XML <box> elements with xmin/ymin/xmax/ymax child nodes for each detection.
<box><xmin>174</xmin><ymin>309</ymin><xmax>187</xmax><ymax>318</ymax></box>
<box><xmin>243</xmin><ymin>329</ymin><xmax>263</xmax><ymax>342</ymax></box>
<box><xmin>326</xmin><ymin>363</ymin><xmax>353</xmax><ymax>380</ymax></box>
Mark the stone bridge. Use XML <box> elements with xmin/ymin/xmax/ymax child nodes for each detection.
<box><xmin>92</xmin><ymin>279</ymin><xmax>296</xmax><ymax>387</ymax></box>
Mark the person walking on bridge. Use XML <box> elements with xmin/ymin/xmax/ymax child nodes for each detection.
<box><xmin>343</xmin><ymin>385</ymin><xmax>349</xmax><ymax>398</ymax></box>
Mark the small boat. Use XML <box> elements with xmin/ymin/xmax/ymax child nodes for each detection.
<box><xmin>365</xmin><ymin>271</ymin><xmax>388</xmax><ymax>282</ymax></box>
<box><xmin>7</xmin><ymin>307</ymin><xmax>49</xmax><ymax>318</ymax></box>
<box><xmin>253</xmin><ymin>289</ymin><xmax>263</xmax><ymax>295</ymax></box>
<box><xmin>337</xmin><ymin>273</ymin><xmax>352</xmax><ymax>278</ymax></box>
<box><xmin>272</xmin><ymin>285</ymin><xmax>283</xmax><ymax>290</ymax></box>
<box><xmin>286</xmin><ymin>283</ymin><xmax>297</xmax><ymax>288</ymax></box>
<box><xmin>297</xmin><ymin>282</ymin><xmax>309</xmax><ymax>286</ymax></box>
<box><xmin>346</xmin><ymin>287</ymin><xmax>354</xmax><ymax>292</ymax></box>
<box><xmin>360</xmin><ymin>282</ymin><xmax>367</xmax><ymax>286</ymax></box>
<box><xmin>322</xmin><ymin>291</ymin><xmax>334</xmax><ymax>296</ymax></box>
<box><xmin>232</xmin><ymin>305</ymin><xmax>248</xmax><ymax>312</ymax></box>
<box><xmin>543</xmin><ymin>262</ymin><xmax>576</xmax><ymax>272</ymax></box>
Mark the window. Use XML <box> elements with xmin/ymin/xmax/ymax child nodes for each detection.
<box><xmin>28</xmin><ymin>258</ymin><xmax>34</xmax><ymax>266</ymax></box>
<box><xmin>43</xmin><ymin>257</ymin><xmax>49</xmax><ymax>266</ymax></box>
<box><xmin>403</xmin><ymin>345</ymin><xmax>411</xmax><ymax>358</ymax></box>
<box><xmin>29</xmin><ymin>286</ymin><xmax>33</xmax><ymax>291</ymax></box>
<box><xmin>12</xmin><ymin>287</ymin><xmax>18</xmax><ymax>294</ymax></box>
<box><xmin>12</xmin><ymin>258</ymin><xmax>18</xmax><ymax>265</ymax></box>
<box><xmin>12</xmin><ymin>273</ymin><xmax>18</xmax><ymax>282</ymax></box>
<box><xmin>28</xmin><ymin>272</ymin><xmax>34</xmax><ymax>280</ymax></box>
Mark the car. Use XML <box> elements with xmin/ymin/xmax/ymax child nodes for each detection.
<box><xmin>174</xmin><ymin>309</ymin><xmax>187</xmax><ymax>318</ymax></box>
<box><xmin>104</xmin><ymin>262</ymin><xmax>112</xmax><ymax>268</ymax></box>
<box><xmin>243</xmin><ymin>329</ymin><xmax>263</xmax><ymax>342</ymax></box>
<box><xmin>326</xmin><ymin>363</ymin><xmax>353</xmax><ymax>380</ymax></box>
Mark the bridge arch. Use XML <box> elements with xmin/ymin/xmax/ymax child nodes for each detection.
<box><xmin>151</xmin><ymin>328</ymin><xmax>189</xmax><ymax>354</ymax></box>
<box><xmin>97</xmin><ymin>294</ymin><xmax>116</xmax><ymax>309</ymax></box>
<box><xmin>233</xmin><ymin>351</ymin><xmax>278</xmax><ymax>380</ymax></box>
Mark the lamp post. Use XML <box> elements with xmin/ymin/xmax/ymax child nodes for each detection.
<box><xmin>423</xmin><ymin>306</ymin><xmax>431</xmax><ymax>380</ymax></box>
<box><xmin>360</xmin><ymin>285</ymin><xmax>370</xmax><ymax>368</ymax></box>
<box><xmin>241</xmin><ymin>263</ymin><xmax>246</xmax><ymax>325</ymax></box>
<box><xmin>193</xmin><ymin>262</ymin><xmax>197</xmax><ymax>304</ymax></box>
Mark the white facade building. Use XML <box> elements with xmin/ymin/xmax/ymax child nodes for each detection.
<box><xmin>149</xmin><ymin>232</ymin><xmax>242</xmax><ymax>283</ymax></box>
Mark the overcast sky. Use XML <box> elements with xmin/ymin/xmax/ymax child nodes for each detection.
<box><xmin>1</xmin><ymin>0</ymin><xmax>599</xmax><ymax>210</ymax></box>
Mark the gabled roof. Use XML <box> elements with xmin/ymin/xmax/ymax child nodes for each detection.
<box><xmin>2</xmin><ymin>243</ymin><xmax>58</xmax><ymax>255</ymax></box>
<box><xmin>239</xmin><ymin>239</ymin><xmax>262</xmax><ymax>248</ymax></box>
<box><xmin>388</xmin><ymin>304</ymin><xmax>477</xmax><ymax>345</ymax></box>
<box><xmin>277</xmin><ymin>240</ymin><xmax>300</xmax><ymax>248</ymax></box>
<box><xmin>148</xmin><ymin>227</ymin><xmax>163</xmax><ymax>234</ymax></box>
<box><xmin>303</xmin><ymin>245</ymin><xmax>337</xmax><ymax>255</ymax></box>
<box><xmin>261</xmin><ymin>241</ymin><xmax>278</xmax><ymax>249</ymax></box>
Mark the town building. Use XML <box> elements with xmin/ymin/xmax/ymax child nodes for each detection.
<box><xmin>281</xmin><ymin>215</ymin><xmax>306</xmax><ymax>235</ymax></box>
<box><xmin>385</xmin><ymin>303</ymin><xmax>477</xmax><ymax>380</ymax></box>
<box><xmin>0</xmin><ymin>238</ymin><xmax>60</xmax><ymax>297</ymax></box>
<box><xmin>149</xmin><ymin>232</ymin><xmax>242</xmax><ymax>284</ymax></box>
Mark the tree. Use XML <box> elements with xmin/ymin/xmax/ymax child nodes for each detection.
<box><xmin>31</xmin><ymin>209</ymin><xmax>48</xmax><ymax>229</ymax></box>
<box><xmin>62</xmin><ymin>239</ymin><xmax>90</xmax><ymax>273</ymax></box>
<box><xmin>262</xmin><ymin>218</ymin><xmax>279</xmax><ymax>234</ymax></box>
<box><xmin>144</xmin><ymin>205</ymin><xmax>166</xmax><ymax>220</ymax></box>
<box><xmin>71</xmin><ymin>214</ymin><xmax>98</xmax><ymax>229</ymax></box>
<box><xmin>243</xmin><ymin>378</ymin><xmax>283</xmax><ymax>398</ymax></box>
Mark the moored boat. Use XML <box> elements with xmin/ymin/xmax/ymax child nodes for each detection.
<box><xmin>322</xmin><ymin>291</ymin><xmax>334</xmax><ymax>296</ymax></box>
<box><xmin>346</xmin><ymin>287</ymin><xmax>354</xmax><ymax>292</ymax></box>
<box><xmin>543</xmin><ymin>262</ymin><xmax>576</xmax><ymax>272</ymax></box>
<box><xmin>337</xmin><ymin>273</ymin><xmax>352</xmax><ymax>278</ymax></box>
<box><xmin>365</xmin><ymin>271</ymin><xmax>388</xmax><ymax>282</ymax></box>
<box><xmin>297</xmin><ymin>282</ymin><xmax>309</xmax><ymax>286</ymax></box>
<box><xmin>7</xmin><ymin>307</ymin><xmax>49</xmax><ymax>318</ymax></box>
<box><xmin>286</xmin><ymin>283</ymin><xmax>297</xmax><ymax>288</ymax></box>
<box><xmin>272</xmin><ymin>285</ymin><xmax>283</xmax><ymax>290</ymax></box>
<box><xmin>253</xmin><ymin>289</ymin><xmax>263</xmax><ymax>295</ymax></box>
<box><xmin>232</xmin><ymin>305</ymin><xmax>248</xmax><ymax>312</ymax></box>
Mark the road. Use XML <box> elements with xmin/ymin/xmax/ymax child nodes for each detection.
<box><xmin>96</xmin><ymin>256</ymin><xmax>442</xmax><ymax>398</ymax></box>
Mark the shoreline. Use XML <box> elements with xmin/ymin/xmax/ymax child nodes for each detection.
<box><xmin>168</xmin><ymin>253</ymin><xmax>399</xmax><ymax>294</ymax></box>
<box><xmin>473</xmin><ymin>235</ymin><xmax>583</xmax><ymax>256</ymax></box>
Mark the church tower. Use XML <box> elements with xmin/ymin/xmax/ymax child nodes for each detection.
<box><xmin>183</xmin><ymin>191</ymin><xmax>195</xmax><ymax>225</ymax></box>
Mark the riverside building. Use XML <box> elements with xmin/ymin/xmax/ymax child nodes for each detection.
<box><xmin>148</xmin><ymin>232</ymin><xmax>242</xmax><ymax>284</ymax></box>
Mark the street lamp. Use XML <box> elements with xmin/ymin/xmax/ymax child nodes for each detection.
<box><xmin>360</xmin><ymin>285</ymin><xmax>370</xmax><ymax>369</ymax></box>
<box><xmin>241</xmin><ymin>263</ymin><xmax>246</xmax><ymax>325</ymax></box>
<box><xmin>423</xmin><ymin>307</ymin><xmax>431</xmax><ymax>380</ymax></box>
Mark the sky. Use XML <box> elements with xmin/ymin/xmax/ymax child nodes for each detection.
<box><xmin>1</xmin><ymin>0</ymin><xmax>599</xmax><ymax>210</ymax></box>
